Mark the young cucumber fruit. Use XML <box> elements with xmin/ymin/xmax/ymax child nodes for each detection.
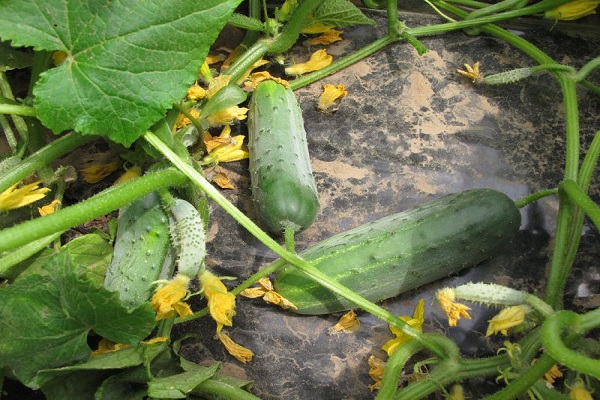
<box><xmin>273</xmin><ymin>188</ymin><xmax>521</xmax><ymax>315</ymax></box>
<box><xmin>248</xmin><ymin>80</ymin><xmax>320</xmax><ymax>235</ymax></box>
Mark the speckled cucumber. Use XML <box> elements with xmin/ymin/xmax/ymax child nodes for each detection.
<box><xmin>104</xmin><ymin>193</ymin><xmax>170</xmax><ymax>308</ymax></box>
<box><xmin>274</xmin><ymin>189</ymin><xmax>521</xmax><ymax>315</ymax></box>
<box><xmin>248</xmin><ymin>80</ymin><xmax>320</xmax><ymax>235</ymax></box>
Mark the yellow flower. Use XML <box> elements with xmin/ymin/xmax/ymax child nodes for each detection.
<box><xmin>91</xmin><ymin>338</ymin><xmax>130</xmax><ymax>355</ymax></box>
<box><xmin>367</xmin><ymin>355</ymin><xmax>386</xmax><ymax>391</ymax></box>
<box><xmin>151</xmin><ymin>274</ymin><xmax>193</xmax><ymax>320</ymax></box>
<box><xmin>381</xmin><ymin>299</ymin><xmax>425</xmax><ymax>356</ymax></box>
<box><xmin>187</xmin><ymin>83</ymin><xmax>206</xmax><ymax>101</ymax></box>
<box><xmin>38</xmin><ymin>199</ymin><xmax>61</xmax><ymax>216</ymax></box>
<box><xmin>285</xmin><ymin>49</ymin><xmax>333</xmax><ymax>76</ymax></box>
<box><xmin>113</xmin><ymin>165</ymin><xmax>142</xmax><ymax>185</ymax></box>
<box><xmin>457</xmin><ymin>62</ymin><xmax>483</xmax><ymax>83</ymax></box>
<box><xmin>240</xmin><ymin>277</ymin><xmax>297</xmax><ymax>310</ymax></box>
<box><xmin>570</xmin><ymin>380</ymin><xmax>594</xmax><ymax>400</ymax></box>
<box><xmin>318</xmin><ymin>83</ymin><xmax>348</xmax><ymax>111</ymax></box>
<box><xmin>203</xmin><ymin>133</ymin><xmax>249</xmax><ymax>164</ymax></box>
<box><xmin>306</xmin><ymin>28</ymin><xmax>343</xmax><ymax>46</ymax></box>
<box><xmin>198</xmin><ymin>270</ymin><xmax>236</xmax><ymax>329</ymax></box>
<box><xmin>244</xmin><ymin>71</ymin><xmax>290</xmax><ymax>90</ymax></box>
<box><xmin>486</xmin><ymin>305</ymin><xmax>529</xmax><ymax>336</ymax></box>
<box><xmin>328</xmin><ymin>310</ymin><xmax>360</xmax><ymax>334</ymax></box>
<box><xmin>217</xmin><ymin>330</ymin><xmax>254</xmax><ymax>363</ymax></box>
<box><xmin>0</xmin><ymin>181</ymin><xmax>50</xmax><ymax>212</ymax></box>
<box><xmin>205</xmin><ymin>106</ymin><xmax>248</xmax><ymax>127</ymax></box>
<box><xmin>81</xmin><ymin>161</ymin><xmax>121</xmax><ymax>183</ymax></box>
<box><xmin>545</xmin><ymin>0</ymin><xmax>599</xmax><ymax>20</ymax></box>
<box><xmin>436</xmin><ymin>288</ymin><xmax>471</xmax><ymax>327</ymax></box>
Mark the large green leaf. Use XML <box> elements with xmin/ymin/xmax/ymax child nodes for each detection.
<box><xmin>0</xmin><ymin>0</ymin><xmax>242</xmax><ymax>146</ymax></box>
<box><xmin>0</xmin><ymin>250</ymin><xmax>155</xmax><ymax>388</ymax></box>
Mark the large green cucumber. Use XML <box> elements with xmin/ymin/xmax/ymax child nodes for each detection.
<box><xmin>247</xmin><ymin>80</ymin><xmax>320</xmax><ymax>235</ymax></box>
<box><xmin>273</xmin><ymin>188</ymin><xmax>521</xmax><ymax>314</ymax></box>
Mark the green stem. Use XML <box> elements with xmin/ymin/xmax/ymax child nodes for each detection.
<box><xmin>580</xmin><ymin>306</ymin><xmax>600</xmax><ymax>331</ymax></box>
<box><xmin>0</xmin><ymin>168</ymin><xmax>188</xmax><ymax>252</ymax></box>
<box><xmin>542</xmin><ymin>310</ymin><xmax>600</xmax><ymax>378</ymax></box>
<box><xmin>144</xmin><ymin>131</ymin><xmax>450</xmax><ymax>358</ymax></box>
<box><xmin>0</xmin><ymin>131</ymin><xmax>94</xmax><ymax>193</ymax></box>
<box><xmin>573</xmin><ymin>55</ymin><xmax>600</xmax><ymax>82</ymax></box>
<box><xmin>0</xmin><ymin>103</ymin><xmax>36</xmax><ymax>117</ymax></box>
<box><xmin>514</xmin><ymin>188</ymin><xmax>558</xmax><ymax>208</ymax></box>
<box><xmin>284</xmin><ymin>225</ymin><xmax>296</xmax><ymax>253</ymax></box>
<box><xmin>559</xmin><ymin>179</ymin><xmax>600</xmax><ymax>230</ymax></box>
<box><xmin>0</xmin><ymin>231</ymin><xmax>64</xmax><ymax>279</ymax></box>
<box><xmin>375</xmin><ymin>340</ymin><xmax>425</xmax><ymax>399</ymax></box>
<box><xmin>0</xmin><ymin>114</ymin><xmax>18</xmax><ymax>154</ymax></box>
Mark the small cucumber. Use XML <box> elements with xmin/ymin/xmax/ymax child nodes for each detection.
<box><xmin>248</xmin><ymin>80</ymin><xmax>320</xmax><ymax>235</ymax></box>
<box><xmin>168</xmin><ymin>198</ymin><xmax>206</xmax><ymax>277</ymax></box>
<box><xmin>104</xmin><ymin>193</ymin><xmax>171</xmax><ymax>308</ymax></box>
<box><xmin>274</xmin><ymin>189</ymin><xmax>521</xmax><ymax>315</ymax></box>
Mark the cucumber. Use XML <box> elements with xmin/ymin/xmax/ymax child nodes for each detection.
<box><xmin>168</xmin><ymin>198</ymin><xmax>206</xmax><ymax>277</ymax></box>
<box><xmin>248</xmin><ymin>80</ymin><xmax>320</xmax><ymax>235</ymax></box>
<box><xmin>104</xmin><ymin>193</ymin><xmax>171</xmax><ymax>308</ymax></box>
<box><xmin>274</xmin><ymin>189</ymin><xmax>521</xmax><ymax>315</ymax></box>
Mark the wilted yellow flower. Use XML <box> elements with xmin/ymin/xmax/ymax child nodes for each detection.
<box><xmin>151</xmin><ymin>274</ymin><xmax>193</xmax><ymax>320</ymax></box>
<box><xmin>175</xmin><ymin>108</ymin><xmax>200</xmax><ymax>129</ymax></box>
<box><xmin>318</xmin><ymin>83</ymin><xmax>348</xmax><ymax>111</ymax></box>
<box><xmin>213</xmin><ymin>168</ymin><xmax>235</xmax><ymax>190</ymax></box>
<box><xmin>187</xmin><ymin>83</ymin><xmax>206</xmax><ymax>101</ymax></box>
<box><xmin>329</xmin><ymin>310</ymin><xmax>360</xmax><ymax>334</ymax></box>
<box><xmin>381</xmin><ymin>299</ymin><xmax>425</xmax><ymax>356</ymax></box>
<box><xmin>81</xmin><ymin>161</ymin><xmax>122</xmax><ymax>183</ymax></box>
<box><xmin>240</xmin><ymin>277</ymin><xmax>297</xmax><ymax>310</ymax></box>
<box><xmin>545</xmin><ymin>0</ymin><xmax>599</xmax><ymax>20</ymax></box>
<box><xmin>205</xmin><ymin>106</ymin><xmax>248</xmax><ymax>126</ymax></box>
<box><xmin>457</xmin><ymin>62</ymin><xmax>483</xmax><ymax>83</ymax></box>
<box><xmin>113</xmin><ymin>165</ymin><xmax>142</xmax><ymax>185</ymax></box>
<box><xmin>238</xmin><ymin>58</ymin><xmax>271</xmax><ymax>83</ymax></box>
<box><xmin>367</xmin><ymin>355</ymin><xmax>386</xmax><ymax>391</ymax></box>
<box><xmin>38</xmin><ymin>199</ymin><xmax>61</xmax><ymax>216</ymax></box>
<box><xmin>436</xmin><ymin>288</ymin><xmax>471</xmax><ymax>327</ymax></box>
<box><xmin>285</xmin><ymin>49</ymin><xmax>333</xmax><ymax>76</ymax></box>
<box><xmin>306</xmin><ymin>28</ymin><xmax>343</xmax><ymax>45</ymax></box>
<box><xmin>542</xmin><ymin>363</ymin><xmax>563</xmax><ymax>384</ymax></box>
<box><xmin>199</xmin><ymin>270</ymin><xmax>236</xmax><ymax>329</ymax></box>
<box><xmin>486</xmin><ymin>305</ymin><xmax>529</xmax><ymax>336</ymax></box>
<box><xmin>217</xmin><ymin>330</ymin><xmax>254</xmax><ymax>363</ymax></box>
<box><xmin>569</xmin><ymin>380</ymin><xmax>594</xmax><ymax>400</ymax></box>
<box><xmin>244</xmin><ymin>71</ymin><xmax>290</xmax><ymax>90</ymax></box>
<box><xmin>0</xmin><ymin>181</ymin><xmax>50</xmax><ymax>212</ymax></box>
<box><xmin>203</xmin><ymin>134</ymin><xmax>249</xmax><ymax>164</ymax></box>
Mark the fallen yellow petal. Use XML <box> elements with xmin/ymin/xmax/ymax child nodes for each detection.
<box><xmin>302</xmin><ymin>22</ymin><xmax>334</xmax><ymax>34</ymax></box>
<box><xmin>213</xmin><ymin>169</ymin><xmax>235</xmax><ymax>190</ymax></box>
<box><xmin>306</xmin><ymin>29</ymin><xmax>343</xmax><ymax>46</ymax></box>
<box><xmin>285</xmin><ymin>49</ymin><xmax>333</xmax><ymax>76</ymax></box>
<box><xmin>38</xmin><ymin>199</ymin><xmax>61</xmax><ymax>216</ymax></box>
<box><xmin>244</xmin><ymin>71</ymin><xmax>290</xmax><ymax>90</ymax></box>
<box><xmin>329</xmin><ymin>310</ymin><xmax>360</xmax><ymax>334</ymax></box>
<box><xmin>187</xmin><ymin>83</ymin><xmax>206</xmax><ymax>101</ymax></box>
<box><xmin>80</xmin><ymin>161</ymin><xmax>122</xmax><ymax>184</ymax></box>
<box><xmin>113</xmin><ymin>165</ymin><xmax>142</xmax><ymax>185</ymax></box>
<box><xmin>545</xmin><ymin>0</ymin><xmax>599</xmax><ymax>20</ymax></box>
<box><xmin>92</xmin><ymin>338</ymin><xmax>130</xmax><ymax>355</ymax></box>
<box><xmin>175</xmin><ymin>108</ymin><xmax>200</xmax><ymax>129</ymax></box>
<box><xmin>367</xmin><ymin>355</ymin><xmax>385</xmax><ymax>391</ymax></box>
<box><xmin>318</xmin><ymin>83</ymin><xmax>348</xmax><ymax>111</ymax></box>
<box><xmin>240</xmin><ymin>277</ymin><xmax>297</xmax><ymax>310</ymax></box>
<box><xmin>217</xmin><ymin>331</ymin><xmax>254</xmax><ymax>363</ymax></box>
<box><xmin>205</xmin><ymin>106</ymin><xmax>248</xmax><ymax>127</ymax></box>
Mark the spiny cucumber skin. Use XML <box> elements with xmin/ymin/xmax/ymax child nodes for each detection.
<box><xmin>274</xmin><ymin>189</ymin><xmax>521</xmax><ymax>315</ymax></box>
<box><xmin>169</xmin><ymin>199</ymin><xmax>206</xmax><ymax>277</ymax></box>
<box><xmin>248</xmin><ymin>80</ymin><xmax>320</xmax><ymax>234</ymax></box>
<box><xmin>104</xmin><ymin>193</ymin><xmax>170</xmax><ymax>309</ymax></box>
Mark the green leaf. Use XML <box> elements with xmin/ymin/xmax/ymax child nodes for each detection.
<box><xmin>312</xmin><ymin>0</ymin><xmax>375</xmax><ymax>28</ymax></box>
<box><xmin>147</xmin><ymin>363</ymin><xmax>219</xmax><ymax>399</ymax></box>
<box><xmin>199</xmin><ymin>84</ymin><xmax>248</xmax><ymax>122</ymax></box>
<box><xmin>0</xmin><ymin>250</ymin><xmax>155</xmax><ymax>388</ymax></box>
<box><xmin>0</xmin><ymin>41</ymin><xmax>33</xmax><ymax>72</ymax></box>
<box><xmin>94</xmin><ymin>367</ymin><xmax>148</xmax><ymax>400</ymax></box>
<box><xmin>0</xmin><ymin>0</ymin><xmax>243</xmax><ymax>146</ymax></box>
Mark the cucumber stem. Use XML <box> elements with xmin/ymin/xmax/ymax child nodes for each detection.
<box><xmin>284</xmin><ymin>225</ymin><xmax>296</xmax><ymax>253</ymax></box>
